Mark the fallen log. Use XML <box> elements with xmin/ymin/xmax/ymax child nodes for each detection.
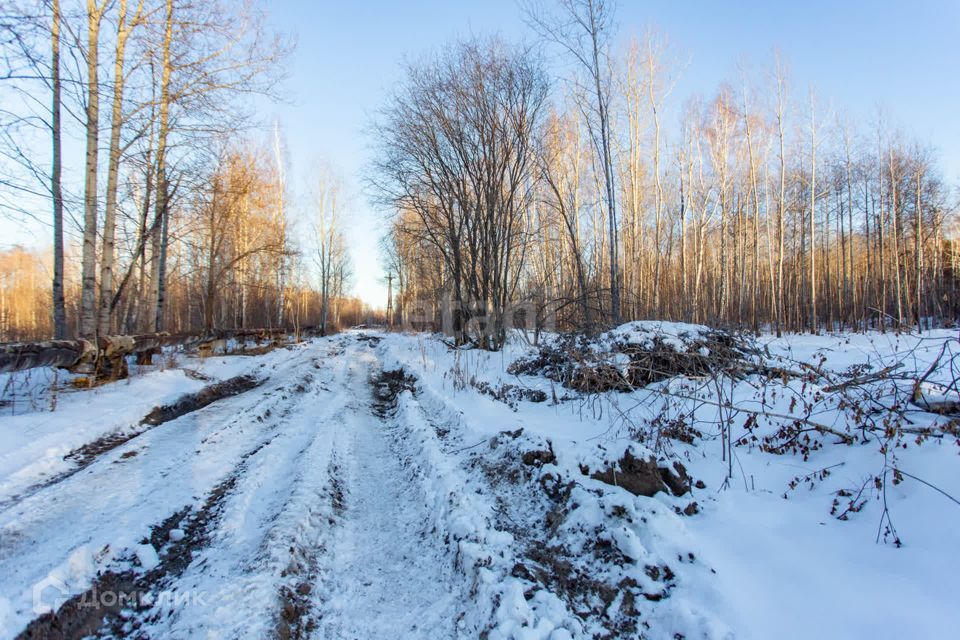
<box><xmin>912</xmin><ymin>381</ymin><xmax>960</xmax><ymax>416</ymax></box>
<box><xmin>0</xmin><ymin>327</ymin><xmax>308</xmax><ymax>375</ymax></box>
<box><xmin>0</xmin><ymin>339</ymin><xmax>94</xmax><ymax>373</ymax></box>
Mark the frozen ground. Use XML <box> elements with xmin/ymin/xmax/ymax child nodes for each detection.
<box><xmin>0</xmin><ymin>327</ymin><xmax>956</xmax><ymax>639</ymax></box>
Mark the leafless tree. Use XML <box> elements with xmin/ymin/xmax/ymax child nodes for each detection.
<box><xmin>50</xmin><ymin>0</ymin><xmax>66</xmax><ymax>338</ymax></box>
<box><xmin>311</xmin><ymin>163</ymin><xmax>349</xmax><ymax>336</ymax></box>
<box><xmin>371</xmin><ymin>38</ymin><xmax>548</xmax><ymax>348</ymax></box>
<box><xmin>525</xmin><ymin>0</ymin><xmax>621</xmax><ymax>324</ymax></box>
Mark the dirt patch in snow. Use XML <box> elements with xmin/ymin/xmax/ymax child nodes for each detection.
<box><xmin>582</xmin><ymin>448</ymin><xmax>692</xmax><ymax>498</ymax></box>
<box><xmin>56</xmin><ymin>374</ymin><xmax>265</xmax><ymax>473</ymax></box>
<box><xmin>468</xmin><ymin>379</ymin><xmax>547</xmax><ymax>410</ymax></box>
<box><xmin>466</xmin><ymin>430</ymin><xmax>699</xmax><ymax>638</ymax></box>
<box><xmin>0</xmin><ymin>373</ymin><xmax>271</xmax><ymax>517</ymax></box>
<box><xmin>15</xmin><ymin>570</ymin><xmax>140</xmax><ymax>640</ymax></box>
<box><xmin>140</xmin><ymin>374</ymin><xmax>264</xmax><ymax>426</ymax></box>
<box><xmin>355</xmin><ymin>333</ymin><xmax>382</xmax><ymax>346</ymax></box>
<box><xmin>274</xmin><ymin>455</ymin><xmax>344</xmax><ymax>640</ymax></box>
<box><xmin>370</xmin><ymin>368</ymin><xmax>416</xmax><ymax>418</ymax></box>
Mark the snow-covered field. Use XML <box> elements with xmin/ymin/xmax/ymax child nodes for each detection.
<box><xmin>0</xmin><ymin>327</ymin><xmax>956</xmax><ymax>639</ymax></box>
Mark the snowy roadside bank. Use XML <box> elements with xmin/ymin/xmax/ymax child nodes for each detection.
<box><xmin>378</xmin><ymin>334</ymin><xmax>734</xmax><ymax>639</ymax></box>
<box><xmin>0</xmin><ymin>343</ymin><xmax>305</xmax><ymax>509</ymax></box>
<box><xmin>376</xmin><ymin>326</ymin><xmax>960</xmax><ymax>639</ymax></box>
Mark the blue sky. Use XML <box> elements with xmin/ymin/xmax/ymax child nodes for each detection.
<box><xmin>266</xmin><ymin>0</ymin><xmax>960</xmax><ymax>307</ymax></box>
<box><xmin>6</xmin><ymin>1</ymin><xmax>959</xmax><ymax>308</ymax></box>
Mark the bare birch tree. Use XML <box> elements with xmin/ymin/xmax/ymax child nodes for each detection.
<box><xmin>525</xmin><ymin>0</ymin><xmax>621</xmax><ymax>324</ymax></box>
<box><xmin>78</xmin><ymin>0</ymin><xmax>110</xmax><ymax>338</ymax></box>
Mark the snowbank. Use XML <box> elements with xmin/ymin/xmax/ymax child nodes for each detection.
<box><xmin>377</xmin><ymin>327</ymin><xmax>960</xmax><ymax>639</ymax></box>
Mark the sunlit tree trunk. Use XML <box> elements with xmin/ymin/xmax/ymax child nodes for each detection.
<box><xmin>97</xmin><ymin>0</ymin><xmax>144</xmax><ymax>336</ymax></box>
<box><xmin>80</xmin><ymin>0</ymin><xmax>109</xmax><ymax>338</ymax></box>
<box><xmin>151</xmin><ymin>0</ymin><xmax>173</xmax><ymax>331</ymax></box>
<box><xmin>808</xmin><ymin>93</ymin><xmax>817</xmax><ymax>333</ymax></box>
<box><xmin>774</xmin><ymin>58</ymin><xmax>788</xmax><ymax>336</ymax></box>
<box><xmin>915</xmin><ymin>165</ymin><xmax>924</xmax><ymax>330</ymax></box>
<box><xmin>51</xmin><ymin>0</ymin><xmax>66</xmax><ymax>339</ymax></box>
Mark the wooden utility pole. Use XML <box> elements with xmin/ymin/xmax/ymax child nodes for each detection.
<box><xmin>387</xmin><ymin>272</ymin><xmax>393</xmax><ymax>327</ymax></box>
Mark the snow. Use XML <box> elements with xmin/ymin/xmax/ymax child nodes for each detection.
<box><xmin>0</xmin><ymin>342</ymin><xmax>331</xmax><ymax>636</ymax></box>
<box><xmin>313</xmin><ymin>383</ymin><xmax>463</xmax><ymax>638</ymax></box>
<box><xmin>603</xmin><ymin>320</ymin><xmax>710</xmax><ymax>351</ymax></box>
<box><xmin>373</xmin><ymin>327</ymin><xmax>959</xmax><ymax>638</ymax></box>
<box><xmin>0</xmin><ymin>346</ymin><xmax>295</xmax><ymax>509</ymax></box>
<box><xmin>377</xmin><ymin>335</ymin><xmax>734</xmax><ymax>638</ymax></box>
<box><xmin>687</xmin><ymin>490</ymin><xmax>952</xmax><ymax>639</ymax></box>
<box><xmin>135</xmin><ymin>544</ymin><xmax>159</xmax><ymax>570</ymax></box>
<box><xmin>0</xmin><ymin>327</ymin><xmax>956</xmax><ymax>638</ymax></box>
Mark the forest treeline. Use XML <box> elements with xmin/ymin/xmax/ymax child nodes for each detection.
<box><xmin>0</xmin><ymin>0</ymin><xmax>363</xmax><ymax>342</ymax></box>
<box><xmin>1</xmin><ymin>0</ymin><xmax>957</xmax><ymax>347</ymax></box>
<box><xmin>375</xmin><ymin>0</ymin><xmax>959</xmax><ymax>348</ymax></box>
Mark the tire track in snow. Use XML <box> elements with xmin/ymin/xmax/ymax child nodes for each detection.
<box><xmin>275</xmin><ymin>449</ymin><xmax>347</xmax><ymax>640</ymax></box>
<box><xmin>15</xmin><ymin>438</ymin><xmax>268</xmax><ymax>640</ymax></box>
<box><xmin>310</xmin><ymin>356</ymin><xmax>464</xmax><ymax>640</ymax></box>
<box><xmin>133</xmin><ymin>339</ymin><xmax>362</xmax><ymax>639</ymax></box>
<box><xmin>5</xmin><ymin>335</ymin><xmax>489</xmax><ymax>639</ymax></box>
<box><xmin>0</xmin><ymin>343</ymin><xmax>335</xmax><ymax>639</ymax></box>
<box><xmin>0</xmin><ymin>374</ymin><xmax>265</xmax><ymax>514</ymax></box>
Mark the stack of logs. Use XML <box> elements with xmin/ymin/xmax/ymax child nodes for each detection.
<box><xmin>0</xmin><ymin>328</ymin><xmax>311</xmax><ymax>380</ymax></box>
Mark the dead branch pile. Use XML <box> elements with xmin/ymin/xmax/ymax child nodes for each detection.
<box><xmin>508</xmin><ymin>322</ymin><xmax>756</xmax><ymax>393</ymax></box>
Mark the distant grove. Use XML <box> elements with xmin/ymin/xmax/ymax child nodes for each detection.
<box><xmin>376</xmin><ymin>1</ymin><xmax>959</xmax><ymax>347</ymax></box>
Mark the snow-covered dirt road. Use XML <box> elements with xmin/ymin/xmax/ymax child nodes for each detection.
<box><xmin>0</xmin><ymin>335</ymin><xmax>477</xmax><ymax>639</ymax></box>
<box><xmin>312</xmin><ymin>370</ymin><xmax>463</xmax><ymax>640</ymax></box>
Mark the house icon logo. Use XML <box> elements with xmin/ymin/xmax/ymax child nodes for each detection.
<box><xmin>32</xmin><ymin>575</ymin><xmax>69</xmax><ymax>615</ymax></box>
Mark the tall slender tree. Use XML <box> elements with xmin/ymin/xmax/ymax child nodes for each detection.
<box><xmin>79</xmin><ymin>0</ymin><xmax>111</xmax><ymax>339</ymax></box>
<box><xmin>525</xmin><ymin>0</ymin><xmax>621</xmax><ymax>324</ymax></box>
<box><xmin>50</xmin><ymin>0</ymin><xmax>66</xmax><ymax>338</ymax></box>
<box><xmin>97</xmin><ymin>0</ymin><xmax>146</xmax><ymax>336</ymax></box>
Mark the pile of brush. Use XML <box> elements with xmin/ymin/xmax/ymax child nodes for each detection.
<box><xmin>509</xmin><ymin>321</ymin><xmax>755</xmax><ymax>393</ymax></box>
